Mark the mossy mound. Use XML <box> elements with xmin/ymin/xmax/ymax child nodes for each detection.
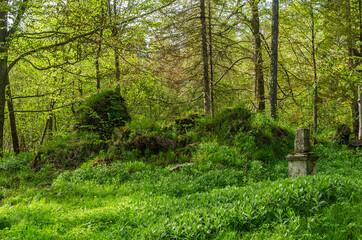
<box><xmin>32</xmin><ymin>132</ymin><xmax>107</xmax><ymax>170</ymax></box>
<box><xmin>174</xmin><ymin>107</ymin><xmax>293</xmax><ymax>163</ymax></box>
<box><xmin>75</xmin><ymin>88</ymin><xmax>131</xmax><ymax>139</ymax></box>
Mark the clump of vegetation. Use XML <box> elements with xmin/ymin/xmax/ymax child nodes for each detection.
<box><xmin>194</xmin><ymin>141</ymin><xmax>246</xmax><ymax>168</ymax></box>
<box><xmin>33</xmin><ymin>131</ymin><xmax>107</xmax><ymax>170</ymax></box>
<box><xmin>75</xmin><ymin>88</ymin><xmax>131</xmax><ymax>139</ymax></box>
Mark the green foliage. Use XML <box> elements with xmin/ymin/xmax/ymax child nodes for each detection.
<box><xmin>314</xmin><ymin>143</ymin><xmax>361</xmax><ymax>178</ymax></box>
<box><xmin>0</xmin><ymin>153</ymin><xmax>34</xmax><ymax>172</ymax></box>
<box><xmin>0</xmin><ymin>106</ymin><xmax>360</xmax><ymax>239</ymax></box>
<box><xmin>194</xmin><ymin>141</ymin><xmax>246</xmax><ymax>168</ymax></box>
<box><xmin>76</xmin><ymin>88</ymin><xmax>131</xmax><ymax>139</ymax></box>
<box><xmin>0</xmin><ymin>169</ymin><xmax>359</xmax><ymax>239</ymax></box>
<box><xmin>37</xmin><ymin>131</ymin><xmax>107</xmax><ymax>170</ymax></box>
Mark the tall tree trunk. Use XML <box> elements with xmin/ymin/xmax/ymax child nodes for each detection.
<box><xmin>359</xmin><ymin>0</ymin><xmax>362</xmax><ymax>54</ymax></box>
<box><xmin>311</xmin><ymin>5</ymin><xmax>318</xmax><ymax>138</ymax></box>
<box><xmin>251</xmin><ymin>0</ymin><xmax>265</xmax><ymax>111</ymax></box>
<box><xmin>95</xmin><ymin>40</ymin><xmax>102</xmax><ymax>91</ymax></box>
<box><xmin>0</xmin><ymin>5</ymin><xmax>7</xmax><ymax>156</ymax></box>
<box><xmin>358</xmin><ymin>85</ymin><xmax>362</xmax><ymax>140</ymax></box>
<box><xmin>358</xmin><ymin>0</ymin><xmax>362</xmax><ymax>140</ymax></box>
<box><xmin>114</xmin><ymin>51</ymin><xmax>120</xmax><ymax>82</ymax></box>
<box><xmin>113</xmin><ymin>0</ymin><xmax>121</xmax><ymax>83</ymax></box>
<box><xmin>39</xmin><ymin>99</ymin><xmax>58</xmax><ymax>146</ymax></box>
<box><xmin>208</xmin><ymin>0</ymin><xmax>214</xmax><ymax>117</ymax></box>
<box><xmin>269</xmin><ymin>0</ymin><xmax>279</xmax><ymax>120</ymax></box>
<box><xmin>200</xmin><ymin>0</ymin><xmax>210</xmax><ymax>115</ymax></box>
<box><xmin>347</xmin><ymin>0</ymin><xmax>359</xmax><ymax>137</ymax></box>
<box><xmin>6</xmin><ymin>78</ymin><xmax>20</xmax><ymax>154</ymax></box>
<box><xmin>95</xmin><ymin>3</ymin><xmax>105</xmax><ymax>91</ymax></box>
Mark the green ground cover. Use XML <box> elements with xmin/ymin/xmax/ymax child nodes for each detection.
<box><xmin>0</xmin><ymin>109</ymin><xmax>361</xmax><ymax>239</ymax></box>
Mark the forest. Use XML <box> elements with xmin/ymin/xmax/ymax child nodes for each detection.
<box><xmin>0</xmin><ymin>0</ymin><xmax>361</xmax><ymax>239</ymax></box>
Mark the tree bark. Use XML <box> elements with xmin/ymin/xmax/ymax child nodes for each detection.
<box><xmin>311</xmin><ymin>4</ymin><xmax>318</xmax><ymax>137</ymax></box>
<box><xmin>208</xmin><ymin>0</ymin><xmax>214</xmax><ymax>117</ymax></box>
<box><xmin>95</xmin><ymin>2</ymin><xmax>105</xmax><ymax>91</ymax></box>
<box><xmin>269</xmin><ymin>0</ymin><xmax>279</xmax><ymax>120</ymax></box>
<box><xmin>113</xmin><ymin>0</ymin><xmax>121</xmax><ymax>83</ymax></box>
<box><xmin>250</xmin><ymin>0</ymin><xmax>265</xmax><ymax>112</ymax></box>
<box><xmin>347</xmin><ymin>0</ymin><xmax>359</xmax><ymax>137</ymax></box>
<box><xmin>358</xmin><ymin>85</ymin><xmax>362</xmax><ymax>140</ymax></box>
<box><xmin>39</xmin><ymin>99</ymin><xmax>58</xmax><ymax>145</ymax></box>
<box><xmin>359</xmin><ymin>0</ymin><xmax>362</xmax><ymax>140</ymax></box>
<box><xmin>0</xmin><ymin>5</ymin><xmax>7</xmax><ymax>156</ymax></box>
<box><xmin>95</xmin><ymin>27</ymin><xmax>103</xmax><ymax>91</ymax></box>
<box><xmin>200</xmin><ymin>0</ymin><xmax>210</xmax><ymax>115</ymax></box>
<box><xmin>6</xmin><ymin>78</ymin><xmax>20</xmax><ymax>154</ymax></box>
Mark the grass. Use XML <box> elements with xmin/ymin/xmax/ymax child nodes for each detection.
<box><xmin>0</xmin><ymin>109</ymin><xmax>361</xmax><ymax>239</ymax></box>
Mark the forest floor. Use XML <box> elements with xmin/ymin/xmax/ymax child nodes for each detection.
<box><xmin>0</xmin><ymin>107</ymin><xmax>361</xmax><ymax>239</ymax></box>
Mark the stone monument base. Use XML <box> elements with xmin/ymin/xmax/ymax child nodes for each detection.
<box><xmin>286</xmin><ymin>152</ymin><xmax>318</xmax><ymax>178</ymax></box>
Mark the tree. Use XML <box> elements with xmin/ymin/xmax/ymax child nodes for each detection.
<box><xmin>270</xmin><ymin>0</ymin><xmax>279</xmax><ymax>120</ymax></box>
<box><xmin>359</xmin><ymin>85</ymin><xmax>362</xmax><ymax>139</ymax></box>
<box><xmin>310</xmin><ymin>2</ymin><xmax>319</xmax><ymax>139</ymax></box>
<box><xmin>200</xmin><ymin>0</ymin><xmax>210</xmax><ymax>115</ymax></box>
<box><xmin>0</xmin><ymin>0</ymin><xmax>7</xmax><ymax>156</ymax></box>
<box><xmin>250</xmin><ymin>0</ymin><xmax>265</xmax><ymax>112</ymax></box>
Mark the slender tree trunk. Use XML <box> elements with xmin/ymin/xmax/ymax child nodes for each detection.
<box><xmin>95</xmin><ymin>40</ymin><xmax>102</xmax><ymax>91</ymax></box>
<box><xmin>200</xmin><ymin>0</ymin><xmax>210</xmax><ymax>115</ymax></box>
<box><xmin>250</xmin><ymin>0</ymin><xmax>265</xmax><ymax>111</ymax></box>
<box><xmin>6</xmin><ymin>78</ymin><xmax>20</xmax><ymax>154</ymax></box>
<box><xmin>269</xmin><ymin>0</ymin><xmax>279</xmax><ymax>120</ymax></box>
<box><xmin>0</xmin><ymin>6</ymin><xmax>7</xmax><ymax>156</ymax></box>
<box><xmin>39</xmin><ymin>118</ymin><xmax>50</xmax><ymax>146</ymax></box>
<box><xmin>113</xmin><ymin>0</ymin><xmax>121</xmax><ymax>83</ymax></box>
<box><xmin>346</xmin><ymin>0</ymin><xmax>359</xmax><ymax>137</ymax></box>
<box><xmin>208</xmin><ymin>0</ymin><xmax>214</xmax><ymax>117</ymax></box>
<box><xmin>359</xmin><ymin>0</ymin><xmax>362</xmax><ymax>54</ymax></box>
<box><xmin>0</xmin><ymin>67</ymin><xmax>6</xmax><ymax>156</ymax></box>
<box><xmin>358</xmin><ymin>85</ymin><xmax>362</xmax><ymax>140</ymax></box>
<box><xmin>39</xmin><ymin>99</ymin><xmax>57</xmax><ymax>146</ymax></box>
<box><xmin>115</xmin><ymin>51</ymin><xmax>120</xmax><ymax>82</ymax></box>
<box><xmin>48</xmin><ymin>114</ymin><xmax>53</xmax><ymax>132</ymax></box>
<box><xmin>358</xmin><ymin>0</ymin><xmax>362</xmax><ymax>140</ymax></box>
<box><xmin>311</xmin><ymin>6</ymin><xmax>318</xmax><ymax>137</ymax></box>
<box><xmin>95</xmin><ymin>3</ymin><xmax>105</xmax><ymax>91</ymax></box>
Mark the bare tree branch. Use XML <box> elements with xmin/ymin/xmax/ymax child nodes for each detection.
<box><xmin>214</xmin><ymin>56</ymin><xmax>251</xmax><ymax>86</ymax></box>
<box><xmin>22</xmin><ymin>57</ymin><xmax>80</xmax><ymax>71</ymax></box>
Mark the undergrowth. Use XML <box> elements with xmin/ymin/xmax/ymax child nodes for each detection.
<box><xmin>0</xmin><ymin>106</ymin><xmax>360</xmax><ymax>239</ymax></box>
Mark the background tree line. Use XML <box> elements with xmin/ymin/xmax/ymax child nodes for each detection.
<box><xmin>0</xmin><ymin>0</ymin><xmax>361</xmax><ymax>155</ymax></box>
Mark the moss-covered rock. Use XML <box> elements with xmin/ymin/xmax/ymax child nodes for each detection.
<box><xmin>75</xmin><ymin>88</ymin><xmax>131</xmax><ymax>139</ymax></box>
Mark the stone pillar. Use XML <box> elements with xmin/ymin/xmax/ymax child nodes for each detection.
<box><xmin>286</xmin><ymin>128</ymin><xmax>318</xmax><ymax>178</ymax></box>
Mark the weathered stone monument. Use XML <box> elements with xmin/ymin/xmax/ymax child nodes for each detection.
<box><xmin>286</xmin><ymin>128</ymin><xmax>318</xmax><ymax>178</ymax></box>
